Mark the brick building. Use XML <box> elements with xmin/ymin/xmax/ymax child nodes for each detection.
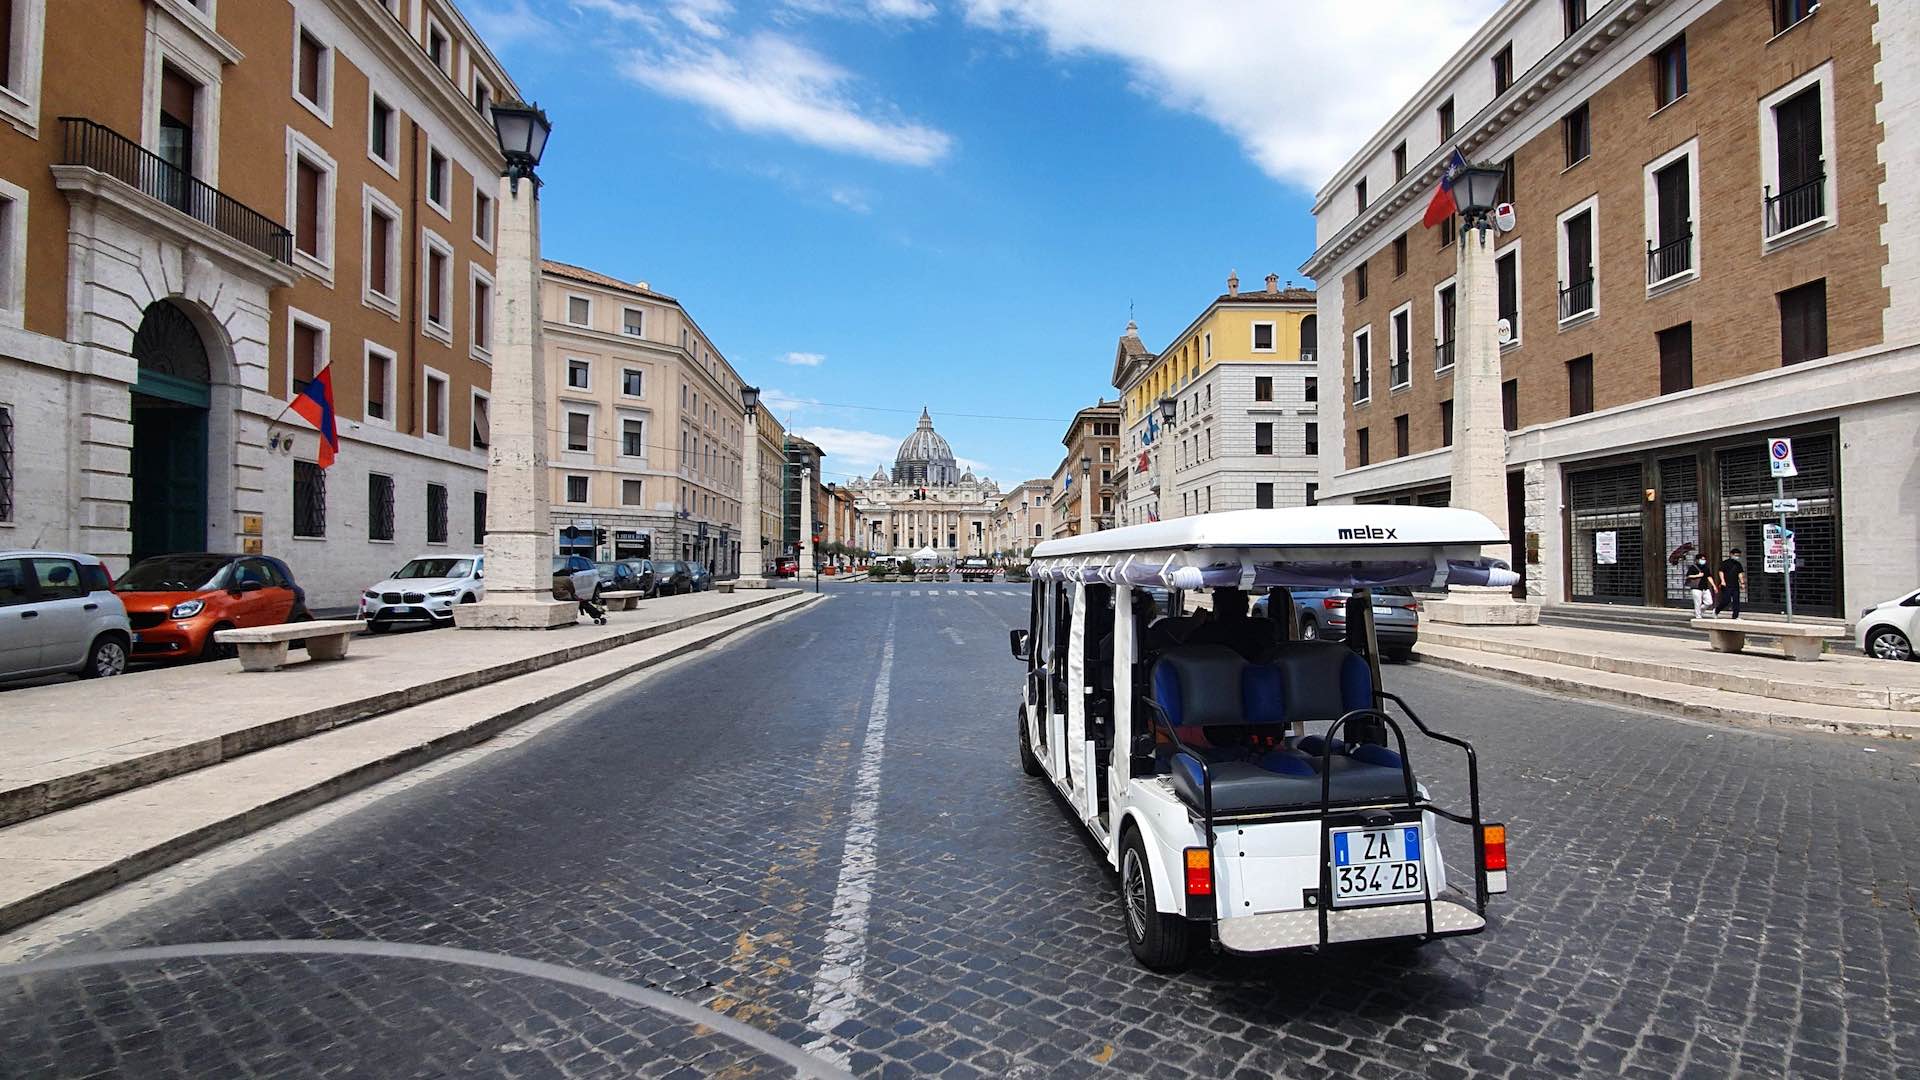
<box><xmin>0</xmin><ymin>0</ymin><xmax>520</xmax><ymax>607</ymax></box>
<box><xmin>1302</xmin><ymin>0</ymin><xmax>1920</xmax><ymax>618</ymax></box>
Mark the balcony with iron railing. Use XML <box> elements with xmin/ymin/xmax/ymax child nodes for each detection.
<box><xmin>1558</xmin><ymin>278</ymin><xmax>1595</xmax><ymax>321</ymax></box>
<box><xmin>1765</xmin><ymin>173</ymin><xmax>1826</xmax><ymax>239</ymax></box>
<box><xmin>58</xmin><ymin>117</ymin><xmax>293</xmax><ymax>264</ymax></box>
<box><xmin>1389</xmin><ymin>350</ymin><xmax>1410</xmax><ymax>389</ymax></box>
<box><xmin>1434</xmin><ymin>339</ymin><xmax>1455</xmax><ymax>371</ymax></box>
<box><xmin>1646</xmin><ymin>233</ymin><xmax>1693</xmax><ymax>286</ymax></box>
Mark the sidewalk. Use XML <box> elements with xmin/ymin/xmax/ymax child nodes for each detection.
<box><xmin>1417</xmin><ymin>619</ymin><xmax>1920</xmax><ymax>736</ymax></box>
<box><xmin>0</xmin><ymin>588</ymin><xmax>823</xmax><ymax>932</ymax></box>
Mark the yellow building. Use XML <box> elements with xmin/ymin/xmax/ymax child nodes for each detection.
<box><xmin>1113</xmin><ymin>273</ymin><xmax>1319</xmax><ymax>524</ymax></box>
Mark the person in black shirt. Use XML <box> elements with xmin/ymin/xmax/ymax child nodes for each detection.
<box><xmin>1685</xmin><ymin>554</ymin><xmax>1716</xmax><ymax>618</ymax></box>
<box><xmin>1714</xmin><ymin>548</ymin><xmax>1746</xmax><ymax>618</ymax></box>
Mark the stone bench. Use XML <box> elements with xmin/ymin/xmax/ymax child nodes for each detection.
<box><xmin>1690</xmin><ymin>618</ymin><xmax>1845</xmax><ymax>662</ymax></box>
<box><xmin>600</xmin><ymin>590</ymin><xmax>646</xmax><ymax>611</ymax></box>
<box><xmin>214</xmin><ymin>620</ymin><xmax>367</xmax><ymax>672</ymax></box>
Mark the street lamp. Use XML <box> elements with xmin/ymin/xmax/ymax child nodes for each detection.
<box><xmin>734</xmin><ymin>385</ymin><xmax>768</xmax><ymax>589</ymax></box>
<box><xmin>1451</xmin><ymin>163</ymin><xmax>1508</xmax><ymax>240</ymax></box>
<box><xmin>458</xmin><ymin>100</ymin><xmax>571</xmax><ymax>629</ymax></box>
<box><xmin>1156</xmin><ymin>396</ymin><xmax>1177</xmax><ymax>523</ymax></box>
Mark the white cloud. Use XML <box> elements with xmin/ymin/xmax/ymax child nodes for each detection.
<box><xmin>620</xmin><ymin>33</ymin><xmax>953</xmax><ymax>166</ymax></box>
<box><xmin>781</xmin><ymin>0</ymin><xmax>938</xmax><ymax>20</ymax></box>
<box><xmin>792</xmin><ymin>426</ymin><xmax>901</xmax><ymax>474</ymax></box>
<box><xmin>470</xmin><ymin>0</ymin><xmax>563</xmax><ymax>47</ymax></box>
<box><xmin>961</xmin><ymin>0</ymin><xmax>1500</xmax><ymax>188</ymax></box>
<box><xmin>761</xmin><ymin>388</ymin><xmax>816</xmax><ymax>415</ymax></box>
<box><xmin>778</xmin><ymin>351</ymin><xmax>827</xmax><ymax>366</ymax></box>
<box><xmin>828</xmin><ymin>186</ymin><xmax>873</xmax><ymax>213</ymax></box>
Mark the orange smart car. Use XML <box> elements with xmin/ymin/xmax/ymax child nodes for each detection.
<box><xmin>114</xmin><ymin>553</ymin><xmax>310</xmax><ymax>662</ymax></box>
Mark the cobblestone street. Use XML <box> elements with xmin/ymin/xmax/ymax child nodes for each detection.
<box><xmin>4</xmin><ymin>583</ymin><xmax>1920</xmax><ymax>1078</ymax></box>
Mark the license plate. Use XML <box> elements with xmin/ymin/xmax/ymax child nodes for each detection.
<box><xmin>130</xmin><ymin>632</ymin><xmax>141</xmax><ymax>643</ymax></box>
<box><xmin>1372</xmin><ymin>606</ymin><xmax>1394</xmax><ymax>615</ymax></box>
<box><xmin>1331</xmin><ymin>825</ymin><xmax>1424</xmax><ymax>906</ymax></box>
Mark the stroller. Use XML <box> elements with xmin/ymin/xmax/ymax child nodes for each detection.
<box><xmin>566</xmin><ymin>565</ymin><xmax>608</xmax><ymax>625</ymax></box>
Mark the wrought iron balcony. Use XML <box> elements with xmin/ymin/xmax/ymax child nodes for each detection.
<box><xmin>1558</xmin><ymin>278</ymin><xmax>1595</xmax><ymax>320</ymax></box>
<box><xmin>1765</xmin><ymin>174</ymin><xmax>1826</xmax><ymax>237</ymax></box>
<box><xmin>1646</xmin><ymin>233</ymin><xmax>1693</xmax><ymax>285</ymax></box>
<box><xmin>58</xmin><ymin>117</ymin><xmax>293</xmax><ymax>264</ymax></box>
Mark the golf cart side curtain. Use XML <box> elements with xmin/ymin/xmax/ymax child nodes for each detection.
<box><xmin>1026</xmin><ymin>552</ymin><xmax>1520</xmax><ymax>591</ymax></box>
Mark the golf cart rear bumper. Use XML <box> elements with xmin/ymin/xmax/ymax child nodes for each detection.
<box><xmin>1214</xmin><ymin>896</ymin><xmax>1485</xmax><ymax>954</ymax></box>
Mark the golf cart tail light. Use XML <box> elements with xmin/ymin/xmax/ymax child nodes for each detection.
<box><xmin>1483</xmin><ymin>824</ymin><xmax>1508</xmax><ymax>872</ymax></box>
<box><xmin>1183</xmin><ymin>848</ymin><xmax>1212</xmax><ymax>896</ymax></box>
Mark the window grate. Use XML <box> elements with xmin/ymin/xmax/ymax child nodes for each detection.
<box><xmin>0</xmin><ymin>406</ymin><xmax>12</xmax><ymax>521</ymax></box>
<box><xmin>427</xmin><ymin>483</ymin><xmax>448</xmax><ymax>544</ymax></box>
<box><xmin>368</xmin><ymin>474</ymin><xmax>395</xmax><ymax>541</ymax></box>
<box><xmin>1718</xmin><ymin>434</ymin><xmax>1837</xmax><ymax>615</ymax></box>
<box><xmin>1568</xmin><ymin>462</ymin><xmax>1644</xmax><ymax>604</ymax></box>
<box><xmin>294</xmin><ymin>461</ymin><xmax>326</xmax><ymax>538</ymax></box>
<box><xmin>1659</xmin><ymin>457</ymin><xmax>1700</xmax><ymax>602</ymax></box>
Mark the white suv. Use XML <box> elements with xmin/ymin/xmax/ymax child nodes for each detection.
<box><xmin>0</xmin><ymin>551</ymin><xmax>131</xmax><ymax>681</ymax></box>
<box><xmin>360</xmin><ymin>555</ymin><xmax>484</xmax><ymax>632</ymax></box>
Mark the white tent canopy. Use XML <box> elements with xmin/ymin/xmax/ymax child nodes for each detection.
<box><xmin>910</xmin><ymin>547</ymin><xmax>940</xmax><ymax>563</ymax></box>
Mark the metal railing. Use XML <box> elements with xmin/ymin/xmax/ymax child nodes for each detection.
<box><xmin>59</xmin><ymin>117</ymin><xmax>293</xmax><ymax>264</ymax></box>
<box><xmin>1434</xmin><ymin>339</ymin><xmax>1455</xmax><ymax>371</ymax></box>
<box><xmin>1558</xmin><ymin>277</ymin><xmax>1595</xmax><ymax>320</ymax></box>
<box><xmin>1646</xmin><ymin>234</ymin><xmax>1693</xmax><ymax>284</ymax></box>
<box><xmin>1765</xmin><ymin>174</ymin><xmax>1825</xmax><ymax>237</ymax></box>
<box><xmin>1390</xmin><ymin>353</ymin><xmax>1410</xmax><ymax>388</ymax></box>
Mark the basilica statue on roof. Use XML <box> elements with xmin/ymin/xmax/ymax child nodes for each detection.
<box><xmin>846</xmin><ymin>409</ymin><xmax>1004</xmax><ymax>558</ymax></box>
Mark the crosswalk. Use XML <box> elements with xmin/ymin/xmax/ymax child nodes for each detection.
<box><xmin>888</xmin><ymin>588</ymin><xmax>1026</xmax><ymax>597</ymax></box>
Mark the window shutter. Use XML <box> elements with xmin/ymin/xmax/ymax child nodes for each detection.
<box><xmin>1776</xmin><ymin>88</ymin><xmax>1821</xmax><ymax>192</ymax></box>
<box><xmin>161</xmin><ymin>65</ymin><xmax>197</xmax><ymax>126</ymax></box>
<box><xmin>295</xmin><ymin>159</ymin><xmax>321</xmax><ymax>255</ymax></box>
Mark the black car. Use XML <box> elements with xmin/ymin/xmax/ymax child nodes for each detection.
<box><xmin>652</xmin><ymin>560</ymin><xmax>694</xmax><ymax>595</ymax></box>
<box><xmin>595</xmin><ymin>559</ymin><xmax>656</xmax><ymax>597</ymax></box>
<box><xmin>686</xmin><ymin>562</ymin><xmax>713</xmax><ymax>592</ymax></box>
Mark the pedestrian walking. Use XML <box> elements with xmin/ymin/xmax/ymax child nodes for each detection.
<box><xmin>1685</xmin><ymin>554</ymin><xmax>1717</xmax><ymax>618</ymax></box>
<box><xmin>1714</xmin><ymin>547</ymin><xmax>1746</xmax><ymax>619</ymax></box>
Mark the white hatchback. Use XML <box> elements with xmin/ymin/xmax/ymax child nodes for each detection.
<box><xmin>1857</xmin><ymin>589</ymin><xmax>1920</xmax><ymax>661</ymax></box>
<box><xmin>0</xmin><ymin>551</ymin><xmax>132</xmax><ymax>681</ymax></box>
<box><xmin>360</xmin><ymin>555</ymin><xmax>484</xmax><ymax>632</ymax></box>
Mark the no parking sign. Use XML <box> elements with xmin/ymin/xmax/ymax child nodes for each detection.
<box><xmin>1768</xmin><ymin>437</ymin><xmax>1798</xmax><ymax>478</ymax></box>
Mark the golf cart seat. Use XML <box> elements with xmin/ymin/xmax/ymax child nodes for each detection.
<box><xmin>1151</xmin><ymin>644</ymin><xmax>1413</xmax><ymax>812</ymax></box>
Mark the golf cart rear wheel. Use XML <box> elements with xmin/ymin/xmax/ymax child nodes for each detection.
<box><xmin>1120</xmin><ymin>829</ymin><xmax>1190</xmax><ymax>972</ymax></box>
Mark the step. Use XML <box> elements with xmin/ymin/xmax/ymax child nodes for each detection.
<box><xmin>0</xmin><ymin>591</ymin><xmax>822</xmax><ymax>934</ymax></box>
<box><xmin>1413</xmin><ymin>643</ymin><xmax>1916</xmax><ymax>737</ymax></box>
<box><xmin>0</xmin><ymin>590</ymin><xmax>795</xmax><ymax>830</ymax></box>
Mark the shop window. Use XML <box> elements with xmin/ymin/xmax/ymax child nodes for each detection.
<box><xmin>1568</xmin><ymin>462</ymin><xmax>1644</xmax><ymax>604</ymax></box>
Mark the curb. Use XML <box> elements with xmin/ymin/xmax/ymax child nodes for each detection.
<box><xmin>0</xmin><ymin>591</ymin><xmax>795</xmax><ymax>830</ymax></box>
<box><xmin>1414</xmin><ymin>645</ymin><xmax>1910</xmax><ymax>738</ymax></box>
<box><xmin>0</xmin><ymin>592</ymin><xmax>826</xmax><ymax>935</ymax></box>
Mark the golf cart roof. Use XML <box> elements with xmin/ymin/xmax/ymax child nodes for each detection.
<box><xmin>1028</xmin><ymin>506</ymin><xmax>1516</xmax><ymax>591</ymax></box>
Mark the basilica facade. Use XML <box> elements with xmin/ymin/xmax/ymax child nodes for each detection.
<box><xmin>847</xmin><ymin>410</ymin><xmax>1002</xmax><ymax>558</ymax></box>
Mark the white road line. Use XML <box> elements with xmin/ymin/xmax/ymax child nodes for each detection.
<box><xmin>801</xmin><ymin>612</ymin><xmax>896</xmax><ymax>1067</ymax></box>
<box><xmin>942</xmin><ymin>627</ymin><xmax>965</xmax><ymax>646</ymax></box>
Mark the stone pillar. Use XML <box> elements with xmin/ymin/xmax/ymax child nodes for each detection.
<box><xmin>735</xmin><ymin>412</ymin><xmax>768</xmax><ymax>588</ymax></box>
<box><xmin>1080</xmin><ymin>468</ymin><xmax>1092</xmax><ymax>534</ymax></box>
<box><xmin>457</xmin><ymin>175</ymin><xmax>574</xmax><ymax>629</ymax></box>
<box><xmin>1157</xmin><ymin>421</ymin><xmax>1176</xmax><ymax>522</ymax></box>
<box><xmin>798</xmin><ymin>467</ymin><xmax>815</xmax><ymax>578</ymax></box>
<box><xmin>1427</xmin><ymin>219</ymin><xmax>1539</xmax><ymax>626</ymax></box>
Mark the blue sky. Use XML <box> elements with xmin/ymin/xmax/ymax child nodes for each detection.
<box><xmin>468</xmin><ymin>0</ymin><xmax>1499</xmax><ymax>485</ymax></box>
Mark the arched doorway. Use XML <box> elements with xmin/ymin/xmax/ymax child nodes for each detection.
<box><xmin>130</xmin><ymin>300</ymin><xmax>212</xmax><ymax>560</ymax></box>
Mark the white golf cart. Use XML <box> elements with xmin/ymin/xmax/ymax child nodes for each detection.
<box><xmin>1008</xmin><ymin>506</ymin><xmax>1513</xmax><ymax>970</ymax></box>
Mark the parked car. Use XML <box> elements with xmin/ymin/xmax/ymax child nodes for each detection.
<box><xmin>773</xmin><ymin>557</ymin><xmax>798</xmax><ymax>579</ymax></box>
<box><xmin>686</xmin><ymin>562</ymin><xmax>713</xmax><ymax>592</ymax></box>
<box><xmin>958</xmin><ymin>557</ymin><xmax>995</xmax><ymax>582</ymax></box>
<box><xmin>552</xmin><ymin>555</ymin><xmax>600</xmax><ymax>601</ymax></box>
<box><xmin>652</xmin><ymin>560</ymin><xmax>694</xmax><ymax>595</ymax></box>
<box><xmin>595</xmin><ymin>559</ymin><xmax>656</xmax><ymax>597</ymax></box>
<box><xmin>0</xmin><ymin>551</ymin><xmax>131</xmax><ymax>682</ymax></box>
<box><xmin>360</xmin><ymin>555</ymin><xmax>484</xmax><ymax>632</ymax></box>
<box><xmin>1857</xmin><ymin>588</ymin><xmax>1920</xmax><ymax>661</ymax></box>
<box><xmin>1253</xmin><ymin>585</ymin><xmax>1421</xmax><ymax>661</ymax></box>
<box><xmin>114</xmin><ymin>553</ymin><xmax>309</xmax><ymax>662</ymax></box>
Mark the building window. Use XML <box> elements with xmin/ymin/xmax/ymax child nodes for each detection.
<box><xmin>474</xmin><ymin>190</ymin><xmax>494</xmax><ymax>248</ymax></box>
<box><xmin>567</xmin><ymin>296</ymin><xmax>590</xmax><ymax>326</ymax></box>
<box><xmin>1496</xmin><ymin>246</ymin><xmax>1520</xmax><ymax>344</ymax></box>
<box><xmin>1659</xmin><ymin>323</ymin><xmax>1693</xmax><ymax>394</ymax></box>
<box><xmin>1305</xmin><ymin>483</ymin><xmax>1318</xmax><ymax>507</ymax></box>
<box><xmin>1563</xmin><ymin>103</ymin><xmax>1590</xmax><ymax>168</ymax></box>
<box><xmin>1779</xmin><ymin>279</ymin><xmax>1828</xmax><ymax>366</ymax></box>
<box><xmin>622</xmin><ymin>368</ymin><xmax>643</xmax><ymax>397</ymax></box>
<box><xmin>1567</xmin><ymin>355</ymin><xmax>1594</xmax><ymax>416</ymax></box>
<box><xmin>1354</xmin><ymin>261</ymin><xmax>1369</xmax><ymax>301</ymax></box>
<box><xmin>1252</xmin><ymin>322</ymin><xmax>1275</xmax><ymax>351</ymax></box>
<box><xmin>1254</xmin><ymin>375</ymin><xmax>1273</xmax><ymax>402</ymax></box>
<box><xmin>1492</xmin><ymin>42</ymin><xmax>1513</xmax><ymax>94</ymax></box>
<box><xmin>1774</xmin><ymin>0</ymin><xmax>1815</xmax><ymax>34</ymax></box>
<box><xmin>1392</xmin><ymin>234</ymin><xmax>1408</xmax><ymax>276</ymax></box>
<box><xmin>295</xmin><ymin>27</ymin><xmax>332</xmax><ymax>119</ymax></box>
<box><xmin>472</xmin><ymin>392</ymin><xmax>490</xmax><ymax>449</ymax></box>
<box><xmin>291</xmin><ymin>150</ymin><xmax>332</xmax><ymax>264</ymax></box>
<box><xmin>622</xmin><ymin>417</ymin><xmax>645</xmax><ymax>457</ymax></box>
<box><xmin>566</xmin><ymin>475</ymin><xmax>588</xmax><ymax>504</ymax></box>
<box><xmin>1357</xmin><ymin>427</ymin><xmax>1371</xmax><ymax>467</ymax></box>
<box><xmin>1497</xmin><ymin>156</ymin><xmax>1516</xmax><ymax>205</ymax></box>
<box><xmin>1304</xmin><ymin>423</ymin><xmax>1319</xmax><ymax>456</ymax></box>
<box><xmin>1355</xmin><ymin>178</ymin><xmax>1368</xmax><ymax>213</ymax></box>
<box><xmin>366</xmin><ymin>199</ymin><xmax>397</xmax><ymax>302</ymax></box>
<box><xmin>1203</xmin><ymin>332</ymin><xmax>1211</xmax><ymax>359</ymax></box>
<box><xmin>567</xmin><ymin>358</ymin><xmax>590</xmax><ymax>389</ymax></box>
<box><xmin>0</xmin><ymin>405</ymin><xmax>11</xmax><ymax>522</ymax></box>
<box><xmin>425</xmin><ymin>483</ymin><xmax>448</xmax><ymax>544</ymax></box>
<box><xmin>1255</xmin><ymin>422</ymin><xmax>1273</xmax><ymax>455</ymax></box>
<box><xmin>1390</xmin><ymin>306</ymin><xmax>1412</xmax><ymax>389</ymax></box>
<box><xmin>622</xmin><ymin>479</ymin><xmax>644</xmax><ymax>506</ymax></box>
<box><xmin>473</xmin><ymin>491</ymin><xmax>487</xmax><ymax>546</ymax></box>
<box><xmin>157</xmin><ymin>63</ymin><xmax>199</xmax><ymax>181</ymax></box>
<box><xmin>294</xmin><ymin>460</ymin><xmax>326</xmax><ymax>538</ymax></box>
<box><xmin>1559</xmin><ymin>204</ymin><xmax>1596</xmax><ymax>321</ymax></box>
<box><xmin>364</xmin><ymin>344</ymin><xmax>393</xmax><ymax>422</ymax></box>
<box><xmin>623</xmin><ymin>307</ymin><xmax>645</xmax><ymax>336</ymax></box>
<box><xmin>1653</xmin><ymin>35</ymin><xmax>1687</xmax><ymax>109</ymax></box>
<box><xmin>1435</xmin><ymin>282</ymin><xmax>1457</xmax><ymax>371</ymax></box>
<box><xmin>425</xmin><ymin>17</ymin><xmax>450</xmax><ymax>74</ymax></box>
<box><xmin>424</xmin><ymin>370</ymin><xmax>447</xmax><ymax>438</ymax></box>
<box><xmin>290</xmin><ymin>317</ymin><xmax>322</xmax><ymax>397</ymax></box>
<box><xmin>1764</xmin><ymin>77</ymin><xmax>1829</xmax><ymax>239</ymax></box>
<box><xmin>471</xmin><ymin>74</ymin><xmax>492</xmax><ymax>116</ymax></box>
<box><xmin>1437</xmin><ymin>97</ymin><xmax>1455</xmax><ymax>141</ymax></box>
<box><xmin>0</xmin><ymin>186</ymin><xmax>18</xmax><ymax>321</ymax></box>
<box><xmin>1352</xmin><ymin>328</ymin><xmax>1372</xmax><ymax>404</ymax></box>
<box><xmin>470</xmin><ymin>271</ymin><xmax>492</xmax><ymax>354</ymax></box>
<box><xmin>1256</xmin><ymin>483</ymin><xmax>1274</xmax><ymax>510</ymax></box>
<box><xmin>425</xmin><ymin>240</ymin><xmax>450</xmax><ymax>333</ymax></box>
<box><xmin>427</xmin><ymin>146</ymin><xmax>451</xmax><ymax>215</ymax></box>
<box><xmin>566</xmin><ymin>411</ymin><xmax>590</xmax><ymax>452</ymax></box>
<box><xmin>1646</xmin><ymin>146</ymin><xmax>1697</xmax><ymax>285</ymax></box>
<box><xmin>1392</xmin><ymin>141</ymin><xmax>1407</xmax><ymax>181</ymax></box>
<box><xmin>1394</xmin><ymin>415</ymin><xmax>1409</xmax><ymax>458</ymax></box>
<box><xmin>1440</xmin><ymin>216</ymin><xmax>1456</xmax><ymax>248</ymax></box>
<box><xmin>1440</xmin><ymin>400</ymin><xmax>1454</xmax><ymax>447</ymax></box>
<box><xmin>1564</xmin><ymin>0</ymin><xmax>1589</xmax><ymax>36</ymax></box>
<box><xmin>1304</xmin><ymin>376</ymin><xmax>1317</xmax><ymax>404</ymax></box>
<box><xmin>369</xmin><ymin>94</ymin><xmax>396</xmax><ymax>170</ymax></box>
<box><xmin>367</xmin><ymin>473</ymin><xmax>394</xmax><ymax>541</ymax></box>
<box><xmin>1502</xmin><ymin>379</ymin><xmax>1519</xmax><ymax>432</ymax></box>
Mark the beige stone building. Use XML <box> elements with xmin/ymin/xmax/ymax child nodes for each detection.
<box><xmin>1050</xmin><ymin>400</ymin><xmax>1121</xmax><ymax>537</ymax></box>
<box><xmin>538</xmin><ymin>259</ymin><xmax>751</xmax><ymax>574</ymax></box>
<box><xmin>849</xmin><ymin>410</ymin><xmax>1001</xmax><ymax>558</ymax></box>
<box><xmin>989</xmin><ymin>478</ymin><xmax>1054</xmax><ymax>560</ymax></box>
<box><xmin>0</xmin><ymin>0</ymin><xmax>519</xmax><ymax>607</ymax></box>
<box><xmin>1304</xmin><ymin>0</ymin><xmax>1920</xmax><ymax>618</ymax></box>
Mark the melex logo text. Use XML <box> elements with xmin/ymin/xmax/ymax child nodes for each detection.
<box><xmin>1337</xmin><ymin>526</ymin><xmax>1400</xmax><ymax>540</ymax></box>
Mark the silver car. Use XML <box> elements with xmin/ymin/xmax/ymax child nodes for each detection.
<box><xmin>0</xmin><ymin>551</ymin><xmax>131</xmax><ymax>681</ymax></box>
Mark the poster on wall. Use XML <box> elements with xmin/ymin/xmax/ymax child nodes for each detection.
<box><xmin>1595</xmin><ymin>530</ymin><xmax>1618</xmax><ymax>566</ymax></box>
